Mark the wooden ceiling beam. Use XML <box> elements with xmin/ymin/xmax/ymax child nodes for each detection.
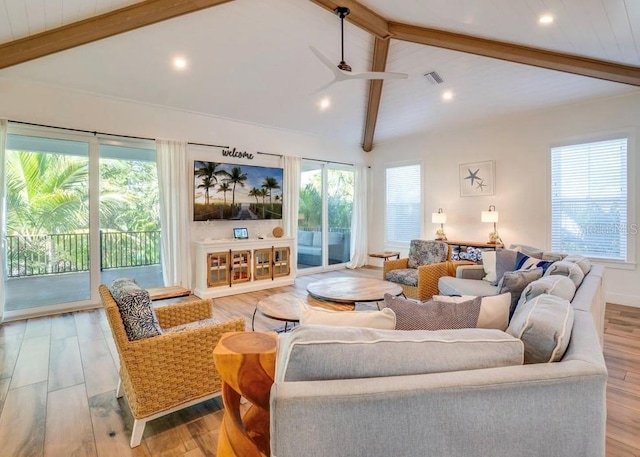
<box><xmin>362</xmin><ymin>37</ymin><xmax>391</xmax><ymax>152</ymax></box>
<box><xmin>389</xmin><ymin>21</ymin><xmax>640</xmax><ymax>87</ymax></box>
<box><xmin>308</xmin><ymin>0</ymin><xmax>390</xmax><ymax>39</ymax></box>
<box><xmin>0</xmin><ymin>0</ymin><xmax>235</xmax><ymax>70</ymax></box>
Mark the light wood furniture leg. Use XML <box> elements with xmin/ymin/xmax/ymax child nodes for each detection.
<box><xmin>213</xmin><ymin>332</ymin><xmax>277</xmax><ymax>457</ymax></box>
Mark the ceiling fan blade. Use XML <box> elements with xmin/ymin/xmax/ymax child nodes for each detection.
<box><xmin>348</xmin><ymin>71</ymin><xmax>409</xmax><ymax>80</ymax></box>
<box><xmin>310</xmin><ymin>79</ymin><xmax>337</xmax><ymax>95</ymax></box>
<box><xmin>309</xmin><ymin>46</ymin><xmax>341</xmax><ymax>74</ymax></box>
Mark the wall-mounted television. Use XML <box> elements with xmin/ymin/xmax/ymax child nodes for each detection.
<box><xmin>194</xmin><ymin>161</ymin><xmax>283</xmax><ymax>221</ymax></box>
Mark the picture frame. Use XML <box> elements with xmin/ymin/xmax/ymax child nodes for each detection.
<box><xmin>459</xmin><ymin>160</ymin><xmax>495</xmax><ymax>197</ymax></box>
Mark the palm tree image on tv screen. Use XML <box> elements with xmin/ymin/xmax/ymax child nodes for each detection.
<box><xmin>194</xmin><ymin>161</ymin><xmax>284</xmax><ymax>220</ymax></box>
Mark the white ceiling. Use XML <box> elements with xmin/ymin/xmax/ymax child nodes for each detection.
<box><xmin>1</xmin><ymin>0</ymin><xmax>639</xmax><ymax>149</ymax></box>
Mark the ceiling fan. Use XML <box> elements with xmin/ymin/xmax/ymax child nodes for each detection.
<box><xmin>310</xmin><ymin>6</ymin><xmax>408</xmax><ymax>92</ymax></box>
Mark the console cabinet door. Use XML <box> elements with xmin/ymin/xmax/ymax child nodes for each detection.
<box><xmin>231</xmin><ymin>250</ymin><xmax>252</xmax><ymax>284</ymax></box>
<box><xmin>254</xmin><ymin>248</ymin><xmax>273</xmax><ymax>281</ymax></box>
<box><xmin>207</xmin><ymin>251</ymin><xmax>230</xmax><ymax>287</ymax></box>
<box><xmin>273</xmin><ymin>247</ymin><xmax>290</xmax><ymax>277</ymax></box>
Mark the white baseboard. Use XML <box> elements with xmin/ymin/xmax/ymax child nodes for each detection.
<box><xmin>605</xmin><ymin>292</ymin><xmax>640</xmax><ymax>308</ymax></box>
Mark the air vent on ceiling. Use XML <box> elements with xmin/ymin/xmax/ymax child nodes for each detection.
<box><xmin>424</xmin><ymin>71</ymin><xmax>444</xmax><ymax>85</ymax></box>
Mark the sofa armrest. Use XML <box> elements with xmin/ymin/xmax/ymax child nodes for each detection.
<box><xmin>456</xmin><ymin>264</ymin><xmax>486</xmax><ymax>280</ymax></box>
<box><xmin>155</xmin><ymin>299</ymin><xmax>213</xmax><ymax>328</ymax></box>
<box><xmin>383</xmin><ymin>258</ymin><xmax>409</xmax><ymax>277</ymax></box>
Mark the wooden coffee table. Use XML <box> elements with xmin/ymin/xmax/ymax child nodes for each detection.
<box><xmin>252</xmin><ymin>292</ymin><xmax>303</xmax><ymax>331</ymax></box>
<box><xmin>307</xmin><ymin>277</ymin><xmax>404</xmax><ymax>304</ymax></box>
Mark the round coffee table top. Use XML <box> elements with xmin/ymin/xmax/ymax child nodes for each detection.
<box><xmin>256</xmin><ymin>292</ymin><xmax>304</xmax><ymax>322</ymax></box>
<box><xmin>307</xmin><ymin>277</ymin><xmax>403</xmax><ymax>303</ymax></box>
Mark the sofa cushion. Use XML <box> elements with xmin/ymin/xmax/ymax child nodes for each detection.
<box><xmin>385</xmin><ymin>268</ymin><xmax>418</xmax><ymax>287</ymax></box>
<box><xmin>515</xmin><ymin>275</ymin><xmax>577</xmax><ymax>312</ymax></box>
<box><xmin>438</xmin><ymin>276</ymin><xmax>499</xmax><ymax>296</ymax></box>
<box><xmin>544</xmin><ymin>260</ymin><xmax>585</xmax><ymax>288</ymax></box>
<box><xmin>493</xmin><ymin>248</ymin><xmax>518</xmax><ymax>286</ymax></box>
<box><xmin>498</xmin><ymin>267</ymin><xmax>544</xmax><ymax>319</ymax></box>
<box><xmin>110</xmin><ymin>278</ymin><xmax>162</xmax><ymax>341</ymax></box>
<box><xmin>432</xmin><ymin>293</ymin><xmax>511</xmax><ymax>331</ymax></box>
<box><xmin>276</xmin><ymin>325</ymin><xmax>524</xmax><ymax>382</ymax></box>
<box><xmin>563</xmin><ymin>255</ymin><xmax>592</xmax><ymax>275</ymax></box>
<box><xmin>507</xmin><ymin>294</ymin><xmax>574</xmax><ymax>364</ymax></box>
<box><xmin>312</xmin><ymin>231</ymin><xmax>322</xmax><ymax>247</ymax></box>
<box><xmin>327</xmin><ymin>231</ymin><xmax>343</xmax><ymax>245</ymax></box>
<box><xmin>407</xmin><ymin>239</ymin><xmax>448</xmax><ymax>269</ymax></box>
<box><xmin>385</xmin><ymin>294</ymin><xmax>482</xmax><ymax>330</ymax></box>
<box><xmin>298</xmin><ymin>231</ymin><xmax>314</xmax><ymax>246</ymax></box>
<box><xmin>300</xmin><ymin>305</ymin><xmax>396</xmax><ymax>330</ymax></box>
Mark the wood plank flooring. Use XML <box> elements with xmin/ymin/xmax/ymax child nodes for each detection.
<box><xmin>0</xmin><ymin>267</ymin><xmax>638</xmax><ymax>457</ymax></box>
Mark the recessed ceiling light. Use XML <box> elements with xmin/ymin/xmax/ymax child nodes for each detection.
<box><xmin>319</xmin><ymin>97</ymin><xmax>331</xmax><ymax>110</ymax></box>
<box><xmin>173</xmin><ymin>57</ymin><xmax>187</xmax><ymax>70</ymax></box>
<box><xmin>442</xmin><ymin>91</ymin><xmax>453</xmax><ymax>101</ymax></box>
<box><xmin>539</xmin><ymin>14</ymin><xmax>554</xmax><ymax>25</ymax></box>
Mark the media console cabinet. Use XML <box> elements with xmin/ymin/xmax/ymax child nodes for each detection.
<box><xmin>193</xmin><ymin>237</ymin><xmax>296</xmax><ymax>299</ymax></box>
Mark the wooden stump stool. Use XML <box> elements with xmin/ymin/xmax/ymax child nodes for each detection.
<box><xmin>213</xmin><ymin>331</ymin><xmax>277</xmax><ymax>457</ymax></box>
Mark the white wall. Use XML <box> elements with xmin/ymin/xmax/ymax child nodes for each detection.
<box><xmin>368</xmin><ymin>91</ymin><xmax>640</xmax><ymax>307</ymax></box>
<box><xmin>0</xmin><ymin>77</ymin><xmax>366</xmax><ymax>239</ymax></box>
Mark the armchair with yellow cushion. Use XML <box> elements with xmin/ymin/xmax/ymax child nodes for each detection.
<box><xmin>383</xmin><ymin>240</ymin><xmax>474</xmax><ymax>301</ymax></box>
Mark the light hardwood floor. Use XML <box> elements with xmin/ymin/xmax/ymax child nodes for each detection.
<box><xmin>0</xmin><ymin>267</ymin><xmax>638</xmax><ymax>457</ymax></box>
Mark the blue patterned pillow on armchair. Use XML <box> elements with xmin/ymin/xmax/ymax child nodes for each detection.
<box><xmin>110</xmin><ymin>278</ymin><xmax>162</xmax><ymax>341</ymax></box>
<box><xmin>407</xmin><ymin>240</ymin><xmax>448</xmax><ymax>269</ymax></box>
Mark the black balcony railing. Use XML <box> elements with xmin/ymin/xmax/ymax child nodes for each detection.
<box><xmin>5</xmin><ymin>230</ymin><xmax>161</xmax><ymax>278</ymax></box>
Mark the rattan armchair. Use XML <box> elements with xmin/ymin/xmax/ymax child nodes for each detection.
<box><xmin>99</xmin><ymin>285</ymin><xmax>245</xmax><ymax>447</ymax></box>
<box><xmin>383</xmin><ymin>240</ymin><xmax>474</xmax><ymax>301</ymax></box>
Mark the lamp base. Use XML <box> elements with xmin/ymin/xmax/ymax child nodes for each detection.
<box><xmin>435</xmin><ymin>229</ymin><xmax>447</xmax><ymax>241</ymax></box>
<box><xmin>488</xmin><ymin>231</ymin><xmax>502</xmax><ymax>244</ymax></box>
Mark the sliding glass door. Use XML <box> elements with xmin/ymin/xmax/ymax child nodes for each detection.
<box><xmin>2</xmin><ymin>125</ymin><xmax>162</xmax><ymax>319</ymax></box>
<box><xmin>3</xmin><ymin>132</ymin><xmax>91</xmax><ymax>313</ymax></box>
<box><xmin>297</xmin><ymin>160</ymin><xmax>354</xmax><ymax>271</ymax></box>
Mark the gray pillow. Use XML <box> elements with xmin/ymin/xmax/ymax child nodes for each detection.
<box><xmin>563</xmin><ymin>255</ymin><xmax>591</xmax><ymax>275</ymax></box>
<box><xmin>544</xmin><ymin>260</ymin><xmax>585</xmax><ymax>288</ymax></box>
<box><xmin>498</xmin><ymin>268</ymin><xmax>544</xmax><ymax>319</ymax></box>
<box><xmin>507</xmin><ymin>294</ymin><xmax>574</xmax><ymax>364</ymax></box>
<box><xmin>385</xmin><ymin>294</ymin><xmax>482</xmax><ymax>330</ymax></box>
<box><xmin>493</xmin><ymin>249</ymin><xmax>518</xmax><ymax>286</ymax></box>
<box><xmin>515</xmin><ymin>275</ymin><xmax>576</xmax><ymax>314</ymax></box>
<box><xmin>509</xmin><ymin>244</ymin><xmax>544</xmax><ymax>259</ymax></box>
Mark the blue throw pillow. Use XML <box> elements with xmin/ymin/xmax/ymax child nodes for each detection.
<box><xmin>514</xmin><ymin>252</ymin><xmax>554</xmax><ymax>273</ymax></box>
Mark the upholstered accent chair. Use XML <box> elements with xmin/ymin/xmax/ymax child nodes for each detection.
<box><xmin>384</xmin><ymin>240</ymin><xmax>473</xmax><ymax>301</ymax></box>
<box><xmin>99</xmin><ymin>284</ymin><xmax>245</xmax><ymax>447</ymax></box>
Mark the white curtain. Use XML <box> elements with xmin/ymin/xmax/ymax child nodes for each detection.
<box><xmin>283</xmin><ymin>155</ymin><xmax>301</xmax><ymax>238</ymax></box>
<box><xmin>156</xmin><ymin>140</ymin><xmax>191</xmax><ymax>288</ymax></box>
<box><xmin>347</xmin><ymin>163</ymin><xmax>369</xmax><ymax>269</ymax></box>
<box><xmin>0</xmin><ymin>119</ymin><xmax>6</xmax><ymax>320</ymax></box>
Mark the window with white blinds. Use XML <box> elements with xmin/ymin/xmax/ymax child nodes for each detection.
<box><xmin>385</xmin><ymin>163</ymin><xmax>422</xmax><ymax>244</ymax></box>
<box><xmin>550</xmin><ymin>138</ymin><xmax>628</xmax><ymax>261</ymax></box>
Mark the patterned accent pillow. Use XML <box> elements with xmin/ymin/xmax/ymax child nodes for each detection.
<box><xmin>514</xmin><ymin>252</ymin><xmax>555</xmax><ymax>273</ymax></box>
<box><xmin>432</xmin><ymin>293</ymin><xmax>511</xmax><ymax>331</ymax></box>
<box><xmin>384</xmin><ymin>294</ymin><xmax>482</xmax><ymax>330</ymax></box>
<box><xmin>407</xmin><ymin>240</ymin><xmax>448</xmax><ymax>269</ymax></box>
<box><xmin>110</xmin><ymin>278</ymin><xmax>162</xmax><ymax>341</ymax></box>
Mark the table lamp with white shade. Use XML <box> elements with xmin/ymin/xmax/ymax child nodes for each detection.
<box><xmin>432</xmin><ymin>208</ymin><xmax>447</xmax><ymax>240</ymax></box>
<box><xmin>481</xmin><ymin>205</ymin><xmax>502</xmax><ymax>244</ymax></box>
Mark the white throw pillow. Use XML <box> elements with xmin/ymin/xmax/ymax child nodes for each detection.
<box><xmin>481</xmin><ymin>250</ymin><xmax>497</xmax><ymax>283</ymax></box>
<box><xmin>432</xmin><ymin>293</ymin><xmax>511</xmax><ymax>331</ymax></box>
<box><xmin>300</xmin><ymin>304</ymin><xmax>396</xmax><ymax>330</ymax></box>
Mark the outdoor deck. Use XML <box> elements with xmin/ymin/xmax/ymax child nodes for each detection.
<box><xmin>4</xmin><ymin>265</ymin><xmax>163</xmax><ymax>311</ymax></box>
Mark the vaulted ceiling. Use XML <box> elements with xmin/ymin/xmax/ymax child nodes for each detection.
<box><xmin>1</xmin><ymin>0</ymin><xmax>639</xmax><ymax>151</ymax></box>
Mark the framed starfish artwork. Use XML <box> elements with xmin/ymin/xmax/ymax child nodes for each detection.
<box><xmin>459</xmin><ymin>160</ymin><xmax>495</xmax><ymax>197</ymax></box>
